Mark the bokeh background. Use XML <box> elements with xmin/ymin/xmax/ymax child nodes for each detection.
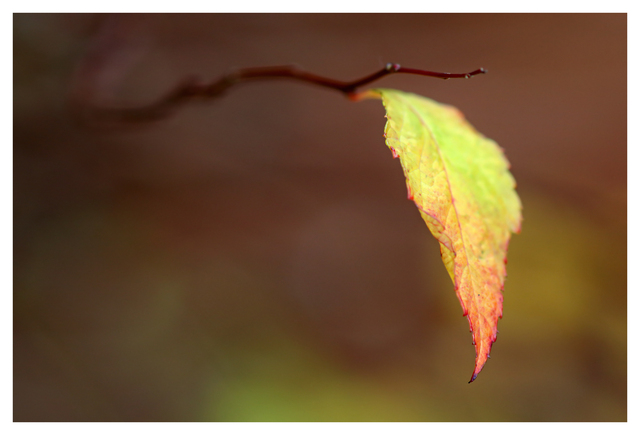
<box><xmin>13</xmin><ymin>13</ymin><xmax>626</xmax><ymax>421</ymax></box>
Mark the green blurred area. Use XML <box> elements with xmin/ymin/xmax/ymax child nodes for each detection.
<box><xmin>14</xmin><ymin>14</ymin><xmax>626</xmax><ymax>421</ymax></box>
<box><xmin>14</xmin><ymin>186</ymin><xmax>626</xmax><ymax>421</ymax></box>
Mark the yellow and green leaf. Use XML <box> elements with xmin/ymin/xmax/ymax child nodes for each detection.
<box><xmin>365</xmin><ymin>89</ymin><xmax>522</xmax><ymax>382</ymax></box>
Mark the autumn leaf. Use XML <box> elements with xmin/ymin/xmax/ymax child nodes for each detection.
<box><xmin>365</xmin><ymin>88</ymin><xmax>522</xmax><ymax>382</ymax></box>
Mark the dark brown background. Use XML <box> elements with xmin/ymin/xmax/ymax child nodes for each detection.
<box><xmin>14</xmin><ymin>13</ymin><xmax>626</xmax><ymax>421</ymax></box>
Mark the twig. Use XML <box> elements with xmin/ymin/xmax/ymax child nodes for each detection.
<box><xmin>72</xmin><ymin>63</ymin><xmax>487</xmax><ymax>125</ymax></box>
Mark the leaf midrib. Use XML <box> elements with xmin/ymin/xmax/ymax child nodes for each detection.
<box><xmin>395</xmin><ymin>93</ymin><xmax>482</xmax><ymax>328</ymax></box>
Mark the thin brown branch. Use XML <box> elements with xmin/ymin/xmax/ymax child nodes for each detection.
<box><xmin>72</xmin><ymin>63</ymin><xmax>487</xmax><ymax>125</ymax></box>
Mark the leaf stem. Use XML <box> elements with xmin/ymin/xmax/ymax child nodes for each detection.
<box><xmin>73</xmin><ymin>63</ymin><xmax>487</xmax><ymax>124</ymax></box>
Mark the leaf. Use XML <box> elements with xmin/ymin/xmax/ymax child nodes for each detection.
<box><xmin>367</xmin><ymin>88</ymin><xmax>522</xmax><ymax>382</ymax></box>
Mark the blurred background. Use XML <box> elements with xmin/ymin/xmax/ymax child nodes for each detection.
<box><xmin>13</xmin><ymin>13</ymin><xmax>626</xmax><ymax>421</ymax></box>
